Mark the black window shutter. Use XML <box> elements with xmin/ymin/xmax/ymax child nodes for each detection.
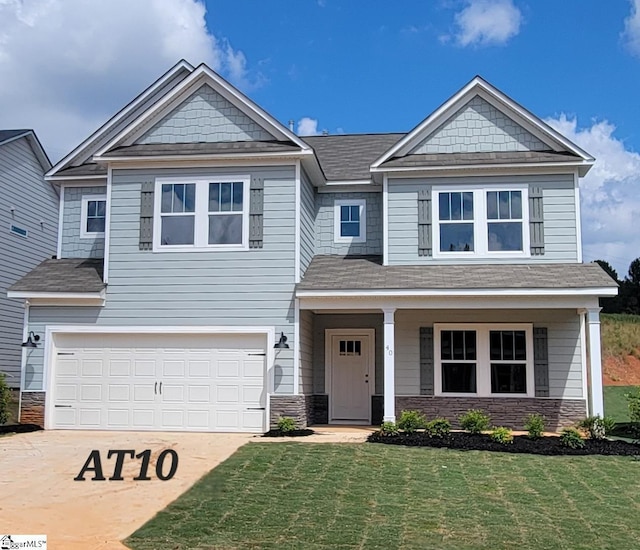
<box><xmin>533</xmin><ymin>327</ymin><xmax>549</xmax><ymax>397</ymax></box>
<box><xmin>529</xmin><ymin>185</ymin><xmax>545</xmax><ymax>255</ymax></box>
<box><xmin>139</xmin><ymin>180</ymin><xmax>154</xmax><ymax>251</ymax></box>
<box><xmin>420</xmin><ymin>327</ymin><xmax>434</xmax><ymax>395</ymax></box>
<box><xmin>249</xmin><ymin>176</ymin><xmax>264</xmax><ymax>249</ymax></box>
<box><xmin>417</xmin><ymin>186</ymin><xmax>432</xmax><ymax>257</ymax></box>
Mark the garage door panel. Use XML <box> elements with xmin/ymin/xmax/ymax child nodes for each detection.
<box><xmin>52</xmin><ymin>333</ymin><xmax>267</xmax><ymax>432</ymax></box>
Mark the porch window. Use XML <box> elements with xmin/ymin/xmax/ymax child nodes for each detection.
<box><xmin>435</xmin><ymin>324</ymin><xmax>534</xmax><ymax>397</ymax></box>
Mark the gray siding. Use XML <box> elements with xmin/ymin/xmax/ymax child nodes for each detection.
<box><xmin>315</xmin><ymin>192</ymin><xmax>382</xmax><ymax>255</ymax></box>
<box><xmin>300</xmin><ymin>168</ymin><xmax>315</xmax><ymax>277</ymax></box>
<box><xmin>312</xmin><ymin>313</ymin><xmax>383</xmax><ymax>395</ymax></box>
<box><xmin>412</xmin><ymin>96</ymin><xmax>547</xmax><ymax>154</ymax></box>
<box><xmin>61</xmin><ymin>185</ymin><xmax>106</xmax><ymax>258</ymax></box>
<box><xmin>137</xmin><ymin>84</ymin><xmax>273</xmax><ymax>144</ymax></box>
<box><xmin>0</xmin><ymin>137</ymin><xmax>58</xmax><ymax>388</ymax></box>
<box><xmin>387</xmin><ymin>174</ymin><xmax>578</xmax><ymax>265</ymax></box>
<box><xmin>395</xmin><ymin>309</ymin><xmax>583</xmax><ymax>399</ymax></box>
<box><xmin>300</xmin><ymin>309</ymin><xmax>313</xmax><ymax>394</ymax></box>
<box><xmin>26</xmin><ymin>165</ymin><xmax>297</xmax><ymax>393</ymax></box>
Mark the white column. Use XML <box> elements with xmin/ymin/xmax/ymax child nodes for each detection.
<box><xmin>383</xmin><ymin>308</ymin><xmax>396</xmax><ymax>423</ymax></box>
<box><xmin>585</xmin><ymin>307</ymin><xmax>604</xmax><ymax>417</ymax></box>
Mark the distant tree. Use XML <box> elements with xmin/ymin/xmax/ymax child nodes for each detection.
<box><xmin>628</xmin><ymin>258</ymin><xmax>640</xmax><ymax>286</ymax></box>
<box><xmin>622</xmin><ymin>258</ymin><xmax>640</xmax><ymax>315</ymax></box>
<box><xmin>594</xmin><ymin>260</ymin><xmax>619</xmax><ymax>282</ymax></box>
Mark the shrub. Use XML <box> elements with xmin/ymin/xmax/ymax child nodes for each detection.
<box><xmin>379</xmin><ymin>421</ymin><xmax>399</xmax><ymax>436</ymax></box>
<box><xmin>625</xmin><ymin>387</ymin><xmax>640</xmax><ymax>439</ymax></box>
<box><xmin>0</xmin><ymin>373</ymin><xmax>11</xmax><ymax>425</ymax></box>
<box><xmin>276</xmin><ymin>416</ymin><xmax>296</xmax><ymax>433</ymax></box>
<box><xmin>424</xmin><ymin>418</ymin><xmax>451</xmax><ymax>438</ymax></box>
<box><xmin>397</xmin><ymin>410</ymin><xmax>427</xmax><ymax>434</ymax></box>
<box><xmin>459</xmin><ymin>409</ymin><xmax>490</xmax><ymax>434</ymax></box>
<box><xmin>578</xmin><ymin>415</ymin><xmax>616</xmax><ymax>440</ymax></box>
<box><xmin>559</xmin><ymin>427</ymin><xmax>585</xmax><ymax>449</ymax></box>
<box><xmin>524</xmin><ymin>413</ymin><xmax>545</xmax><ymax>439</ymax></box>
<box><xmin>490</xmin><ymin>426</ymin><xmax>513</xmax><ymax>445</ymax></box>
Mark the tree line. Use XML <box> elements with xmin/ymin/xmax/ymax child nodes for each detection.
<box><xmin>595</xmin><ymin>259</ymin><xmax>640</xmax><ymax>314</ymax></box>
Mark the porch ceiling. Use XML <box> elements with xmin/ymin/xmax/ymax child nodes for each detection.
<box><xmin>297</xmin><ymin>256</ymin><xmax>618</xmax><ymax>295</ymax></box>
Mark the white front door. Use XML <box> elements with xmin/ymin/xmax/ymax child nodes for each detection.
<box><xmin>327</xmin><ymin>330</ymin><xmax>373</xmax><ymax>423</ymax></box>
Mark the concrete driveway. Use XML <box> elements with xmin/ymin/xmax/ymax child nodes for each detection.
<box><xmin>0</xmin><ymin>430</ymin><xmax>252</xmax><ymax>549</ymax></box>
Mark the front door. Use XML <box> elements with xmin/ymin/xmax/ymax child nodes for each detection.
<box><xmin>328</xmin><ymin>331</ymin><xmax>373</xmax><ymax>423</ymax></box>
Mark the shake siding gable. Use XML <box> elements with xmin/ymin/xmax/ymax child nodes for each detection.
<box><xmin>0</xmin><ymin>137</ymin><xmax>57</xmax><ymax>388</ymax></box>
<box><xmin>61</xmin><ymin>185</ymin><xmax>106</xmax><ymax>258</ymax></box>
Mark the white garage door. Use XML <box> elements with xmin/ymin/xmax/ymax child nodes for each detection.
<box><xmin>51</xmin><ymin>333</ymin><xmax>267</xmax><ymax>432</ymax></box>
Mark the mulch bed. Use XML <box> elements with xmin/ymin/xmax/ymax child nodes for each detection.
<box><xmin>262</xmin><ymin>428</ymin><xmax>315</xmax><ymax>438</ymax></box>
<box><xmin>0</xmin><ymin>423</ymin><xmax>42</xmax><ymax>435</ymax></box>
<box><xmin>368</xmin><ymin>431</ymin><xmax>640</xmax><ymax>456</ymax></box>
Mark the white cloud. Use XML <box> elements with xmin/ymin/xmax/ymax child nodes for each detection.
<box><xmin>623</xmin><ymin>0</ymin><xmax>640</xmax><ymax>56</ymax></box>
<box><xmin>546</xmin><ymin>115</ymin><xmax>640</xmax><ymax>276</ymax></box>
<box><xmin>452</xmin><ymin>0</ymin><xmax>522</xmax><ymax>47</ymax></box>
<box><xmin>0</xmin><ymin>0</ymin><xmax>260</xmax><ymax>161</ymax></box>
<box><xmin>297</xmin><ymin>117</ymin><xmax>320</xmax><ymax>136</ymax></box>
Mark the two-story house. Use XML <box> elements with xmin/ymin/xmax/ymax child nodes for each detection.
<box><xmin>9</xmin><ymin>60</ymin><xmax>616</xmax><ymax>432</ymax></box>
<box><xmin>0</xmin><ymin>130</ymin><xmax>57</xmax><ymax>395</ymax></box>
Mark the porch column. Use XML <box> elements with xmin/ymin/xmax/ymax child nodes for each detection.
<box><xmin>383</xmin><ymin>308</ymin><xmax>396</xmax><ymax>423</ymax></box>
<box><xmin>585</xmin><ymin>307</ymin><xmax>604</xmax><ymax>417</ymax></box>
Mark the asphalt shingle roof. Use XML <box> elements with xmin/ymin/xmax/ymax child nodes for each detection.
<box><xmin>0</xmin><ymin>129</ymin><xmax>30</xmax><ymax>144</ymax></box>
<box><xmin>303</xmin><ymin>133</ymin><xmax>405</xmax><ymax>181</ymax></box>
<box><xmin>10</xmin><ymin>259</ymin><xmax>105</xmax><ymax>293</ymax></box>
<box><xmin>297</xmin><ymin>256</ymin><xmax>618</xmax><ymax>292</ymax></box>
<box><xmin>55</xmin><ymin>163</ymin><xmax>107</xmax><ymax>177</ymax></box>
<box><xmin>102</xmin><ymin>141</ymin><xmax>303</xmax><ymax>157</ymax></box>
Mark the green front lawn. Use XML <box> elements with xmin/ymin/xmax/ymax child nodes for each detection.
<box><xmin>604</xmin><ymin>385</ymin><xmax>634</xmax><ymax>423</ymax></box>
<box><xmin>127</xmin><ymin>443</ymin><xmax>640</xmax><ymax>550</ymax></box>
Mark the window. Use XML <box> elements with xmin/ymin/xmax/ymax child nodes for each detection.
<box><xmin>339</xmin><ymin>340</ymin><xmax>362</xmax><ymax>356</ymax></box>
<box><xmin>154</xmin><ymin>177</ymin><xmax>249</xmax><ymax>250</ymax></box>
<box><xmin>433</xmin><ymin>186</ymin><xmax>529</xmax><ymax>258</ymax></box>
<box><xmin>81</xmin><ymin>195</ymin><xmax>106</xmax><ymax>238</ymax></box>
<box><xmin>334</xmin><ymin>199</ymin><xmax>366</xmax><ymax>243</ymax></box>
<box><xmin>435</xmin><ymin>324</ymin><xmax>534</xmax><ymax>397</ymax></box>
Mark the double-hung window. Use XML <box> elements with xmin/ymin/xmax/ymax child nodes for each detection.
<box><xmin>154</xmin><ymin>177</ymin><xmax>249</xmax><ymax>250</ymax></box>
<box><xmin>434</xmin><ymin>185</ymin><xmax>529</xmax><ymax>258</ymax></box>
<box><xmin>435</xmin><ymin>324</ymin><xmax>534</xmax><ymax>397</ymax></box>
<box><xmin>334</xmin><ymin>199</ymin><xmax>366</xmax><ymax>243</ymax></box>
<box><xmin>81</xmin><ymin>195</ymin><xmax>106</xmax><ymax>238</ymax></box>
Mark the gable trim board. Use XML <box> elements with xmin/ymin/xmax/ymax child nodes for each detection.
<box><xmin>94</xmin><ymin>64</ymin><xmax>311</xmax><ymax>159</ymax></box>
<box><xmin>371</xmin><ymin>76</ymin><xmax>594</xmax><ymax>173</ymax></box>
<box><xmin>47</xmin><ymin>60</ymin><xmax>195</xmax><ymax>179</ymax></box>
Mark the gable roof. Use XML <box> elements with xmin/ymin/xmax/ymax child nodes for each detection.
<box><xmin>371</xmin><ymin>76</ymin><xmax>594</xmax><ymax>175</ymax></box>
<box><xmin>0</xmin><ymin>129</ymin><xmax>52</xmax><ymax>172</ymax></box>
<box><xmin>93</xmin><ymin>63</ymin><xmax>312</xmax><ymax>161</ymax></box>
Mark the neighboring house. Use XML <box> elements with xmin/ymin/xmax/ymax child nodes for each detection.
<box><xmin>9</xmin><ymin>61</ymin><xmax>617</xmax><ymax>432</ymax></box>
<box><xmin>0</xmin><ymin>130</ymin><xmax>57</xmax><ymax>392</ymax></box>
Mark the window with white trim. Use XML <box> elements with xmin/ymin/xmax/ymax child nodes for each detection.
<box><xmin>80</xmin><ymin>195</ymin><xmax>106</xmax><ymax>238</ymax></box>
<box><xmin>334</xmin><ymin>199</ymin><xmax>366</xmax><ymax>243</ymax></box>
<box><xmin>433</xmin><ymin>185</ymin><xmax>529</xmax><ymax>258</ymax></box>
<box><xmin>154</xmin><ymin>177</ymin><xmax>249</xmax><ymax>250</ymax></box>
<box><xmin>435</xmin><ymin>324</ymin><xmax>534</xmax><ymax>397</ymax></box>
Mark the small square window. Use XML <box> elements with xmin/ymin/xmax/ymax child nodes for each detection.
<box><xmin>334</xmin><ymin>200</ymin><xmax>366</xmax><ymax>243</ymax></box>
<box><xmin>81</xmin><ymin>195</ymin><xmax>106</xmax><ymax>238</ymax></box>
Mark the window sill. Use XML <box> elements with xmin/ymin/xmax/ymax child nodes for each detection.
<box><xmin>435</xmin><ymin>392</ymin><xmax>536</xmax><ymax>398</ymax></box>
<box><xmin>334</xmin><ymin>237</ymin><xmax>367</xmax><ymax>244</ymax></box>
<box><xmin>80</xmin><ymin>233</ymin><xmax>105</xmax><ymax>239</ymax></box>
<box><xmin>152</xmin><ymin>244</ymin><xmax>249</xmax><ymax>253</ymax></box>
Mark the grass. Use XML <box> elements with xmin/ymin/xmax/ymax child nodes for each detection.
<box><xmin>601</xmin><ymin>314</ymin><xmax>640</xmax><ymax>359</ymax></box>
<box><xmin>127</xmin><ymin>443</ymin><xmax>640</xmax><ymax>550</ymax></box>
<box><xmin>604</xmin><ymin>386</ymin><xmax>634</xmax><ymax>423</ymax></box>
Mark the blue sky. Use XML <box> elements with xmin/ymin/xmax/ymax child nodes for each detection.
<box><xmin>0</xmin><ymin>0</ymin><xmax>639</xmax><ymax>275</ymax></box>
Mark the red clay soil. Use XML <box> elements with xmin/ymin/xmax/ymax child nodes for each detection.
<box><xmin>604</xmin><ymin>354</ymin><xmax>640</xmax><ymax>385</ymax></box>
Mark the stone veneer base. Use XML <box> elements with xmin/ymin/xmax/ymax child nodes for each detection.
<box><xmin>395</xmin><ymin>396</ymin><xmax>587</xmax><ymax>431</ymax></box>
<box><xmin>20</xmin><ymin>392</ymin><xmax>45</xmax><ymax>426</ymax></box>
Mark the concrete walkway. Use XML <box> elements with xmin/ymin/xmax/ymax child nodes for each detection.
<box><xmin>0</xmin><ymin>430</ymin><xmax>252</xmax><ymax>549</ymax></box>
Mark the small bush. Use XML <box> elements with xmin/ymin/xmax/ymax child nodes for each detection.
<box><xmin>379</xmin><ymin>421</ymin><xmax>399</xmax><ymax>436</ymax></box>
<box><xmin>524</xmin><ymin>413</ymin><xmax>545</xmax><ymax>439</ymax></box>
<box><xmin>490</xmin><ymin>426</ymin><xmax>513</xmax><ymax>445</ymax></box>
<box><xmin>397</xmin><ymin>410</ymin><xmax>427</xmax><ymax>434</ymax></box>
<box><xmin>277</xmin><ymin>416</ymin><xmax>296</xmax><ymax>433</ymax></box>
<box><xmin>578</xmin><ymin>415</ymin><xmax>616</xmax><ymax>440</ymax></box>
<box><xmin>424</xmin><ymin>418</ymin><xmax>451</xmax><ymax>438</ymax></box>
<box><xmin>0</xmin><ymin>373</ymin><xmax>11</xmax><ymax>425</ymax></box>
<box><xmin>626</xmin><ymin>387</ymin><xmax>640</xmax><ymax>439</ymax></box>
<box><xmin>459</xmin><ymin>409</ymin><xmax>490</xmax><ymax>434</ymax></box>
<box><xmin>559</xmin><ymin>427</ymin><xmax>585</xmax><ymax>449</ymax></box>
